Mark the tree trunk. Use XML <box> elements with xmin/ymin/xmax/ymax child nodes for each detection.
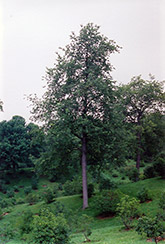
<box><xmin>81</xmin><ymin>133</ymin><xmax>88</xmax><ymax>209</ymax></box>
<box><xmin>136</xmin><ymin>131</ymin><xmax>141</xmax><ymax>171</ymax></box>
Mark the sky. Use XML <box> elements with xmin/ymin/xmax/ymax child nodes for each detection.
<box><xmin>0</xmin><ymin>0</ymin><xmax>165</xmax><ymax>122</ymax></box>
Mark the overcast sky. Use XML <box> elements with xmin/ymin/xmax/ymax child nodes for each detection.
<box><xmin>0</xmin><ymin>0</ymin><xmax>165</xmax><ymax>122</ymax></box>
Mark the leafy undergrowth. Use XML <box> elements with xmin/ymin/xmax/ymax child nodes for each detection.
<box><xmin>0</xmin><ymin>177</ymin><xmax>164</xmax><ymax>244</ymax></box>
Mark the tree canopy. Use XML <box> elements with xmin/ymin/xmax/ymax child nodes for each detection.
<box><xmin>118</xmin><ymin>75</ymin><xmax>165</xmax><ymax>170</ymax></box>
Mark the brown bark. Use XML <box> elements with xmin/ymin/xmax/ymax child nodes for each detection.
<box><xmin>81</xmin><ymin>133</ymin><xmax>88</xmax><ymax>209</ymax></box>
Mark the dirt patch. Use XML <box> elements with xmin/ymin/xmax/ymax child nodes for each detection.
<box><xmin>97</xmin><ymin>213</ymin><xmax>115</xmax><ymax>220</ymax></box>
<box><xmin>146</xmin><ymin>200</ymin><xmax>152</xmax><ymax>203</ymax></box>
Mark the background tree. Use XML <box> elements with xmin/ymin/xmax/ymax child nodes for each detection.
<box><xmin>30</xmin><ymin>23</ymin><xmax>121</xmax><ymax>209</ymax></box>
<box><xmin>119</xmin><ymin>75</ymin><xmax>165</xmax><ymax>171</ymax></box>
<box><xmin>0</xmin><ymin>116</ymin><xmax>42</xmax><ymax>174</ymax></box>
<box><xmin>0</xmin><ymin>100</ymin><xmax>3</xmax><ymax>111</ymax></box>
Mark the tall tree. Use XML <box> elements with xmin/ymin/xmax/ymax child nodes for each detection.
<box><xmin>30</xmin><ymin>23</ymin><xmax>120</xmax><ymax>209</ymax></box>
<box><xmin>119</xmin><ymin>75</ymin><xmax>165</xmax><ymax>171</ymax></box>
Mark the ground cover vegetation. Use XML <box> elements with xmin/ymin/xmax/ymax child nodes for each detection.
<box><xmin>0</xmin><ymin>23</ymin><xmax>165</xmax><ymax>243</ymax></box>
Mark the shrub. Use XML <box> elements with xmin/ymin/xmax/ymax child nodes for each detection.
<box><xmin>0</xmin><ymin>184</ymin><xmax>8</xmax><ymax>194</ymax></box>
<box><xmin>127</xmin><ymin>168</ymin><xmax>139</xmax><ymax>182</ymax></box>
<box><xmin>0</xmin><ymin>198</ymin><xmax>14</xmax><ymax>208</ymax></box>
<box><xmin>63</xmin><ymin>177</ymin><xmax>82</xmax><ymax>196</ymax></box>
<box><xmin>31</xmin><ymin>177</ymin><xmax>38</xmax><ymax>190</ymax></box>
<box><xmin>26</xmin><ymin>193</ymin><xmax>39</xmax><ymax>205</ymax></box>
<box><xmin>24</xmin><ymin>186</ymin><xmax>32</xmax><ymax>195</ymax></box>
<box><xmin>6</xmin><ymin>189</ymin><xmax>15</xmax><ymax>198</ymax></box>
<box><xmin>137</xmin><ymin>187</ymin><xmax>152</xmax><ymax>203</ymax></box>
<box><xmin>17</xmin><ymin>209</ymin><xmax>34</xmax><ymax>235</ymax></box>
<box><xmin>16</xmin><ymin>198</ymin><xmax>25</xmax><ymax>204</ymax></box>
<box><xmin>159</xmin><ymin>191</ymin><xmax>165</xmax><ymax>211</ymax></box>
<box><xmin>154</xmin><ymin>157</ymin><xmax>165</xmax><ymax>179</ymax></box>
<box><xmin>13</xmin><ymin>185</ymin><xmax>19</xmax><ymax>192</ymax></box>
<box><xmin>117</xmin><ymin>195</ymin><xmax>140</xmax><ymax>229</ymax></box>
<box><xmin>93</xmin><ymin>190</ymin><xmax>123</xmax><ymax>216</ymax></box>
<box><xmin>144</xmin><ymin>165</ymin><xmax>156</xmax><ymax>179</ymax></box>
<box><xmin>99</xmin><ymin>174</ymin><xmax>117</xmax><ymax>191</ymax></box>
<box><xmin>43</xmin><ymin>187</ymin><xmax>55</xmax><ymax>204</ymax></box>
<box><xmin>76</xmin><ymin>214</ymin><xmax>93</xmax><ymax>242</ymax></box>
<box><xmin>88</xmin><ymin>183</ymin><xmax>95</xmax><ymax>198</ymax></box>
<box><xmin>0</xmin><ymin>223</ymin><xmax>19</xmax><ymax>242</ymax></box>
<box><xmin>136</xmin><ymin>216</ymin><xmax>164</xmax><ymax>244</ymax></box>
<box><xmin>0</xmin><ymin>208</ymin><xmax>3</xmax><ymax>220</ymax></box>
<box><xmin>31</xmin><ymin>209</ymin><xmax>69</xmax><ymax>244</ymax></box>
<box><xmin>112</xmin><ymin>173</ymin><xmax>118</xmax><ymax>178</ymax></box>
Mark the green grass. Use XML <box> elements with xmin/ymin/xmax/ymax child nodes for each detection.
<box><xmin>0</xmin><ymin>177</ymin><xmax>164</xmax><ymax>244</ymax></box>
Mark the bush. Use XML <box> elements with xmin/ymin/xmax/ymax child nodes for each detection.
<box><xmin>137</xmin><ymin>187</ymin><xmax>152</xmax><ymax>203</ymax></box>
<box><xmin>88</xmin><ymin>183</ymin><xmax>95</xmax><ymax>198</ymax></box>
<box><xmin>6</xmin><ymin>189</ymin><xmax>15</xmax><ymax>198</ymax></box>
<box><xmin>24</xmin><ymin>186</ymin><xmax>32</xmax><ymax>195</ymax></box>
<box><xmin>136</xmin><ymin>216</ymin><xmax>164</xmax><ymax>244</ymax></box>
<box><xmin>117</xmin><ymin>195</ymin><xmax>140</xmax><ymax>229</ymax></box>
<box><xmin>63</xmin><ymin>178</ymin><xmax>82</xmax><ymax>196</ymax></box>
<box><xmin>0</xmin><ymin>208</ymin><xmax>3</xmax><ymax>220</ymax></box>
<box><xmin>127</xmin><ymin>168</ymin><xmax>139</xmax><ymax>182</ymax></box>
<box><xmin>99</xmin><ymin>174</ymin><xmax>117</xmax><ymax>191</ymax></box>
<box><xmin>0</xmin><ymin>223</ymin><xmax>19</xmax><ymax>242</ymax></box>
<box><xmin>16</xmin><ymin>197</ymin><xmax>25</xmax><ymax>205</ymax></box>
<box><xmin>144</xmin><ymin>165</ymin><xmax>156</xmax><ymax>179</ymax></box>
<box><xmin>31</xmin><ymin>209</ymin><xmax>69</xmax><ymax>244</ymax></box>
<box><xmin>31</xmin><ymin>176</ymin><xmax>38</xmax><ymax>190</ymax></box>
<box><xmin>26</xmin><ymin>193</ymin><xmax>39</xmax><ymax>205</ymax></box>
<box><xmin>76</xmin><ymin>214</ymin><xmax>93</xmax><ymax>242</ymax></box>
<box><xmin>0</xmin><ymin>184</ymin><xmax>8</xmax><ymax>194</ymax></box>
<box><xmin>17</xmin><ymin>209</ymin><xmax>34</xmax><ymax>235</ymax></box>
<box><xmin>93</xmin><ymin>190</ymin><xmax>123</xmax><ymax>216</ymax></box>
<box><xmin>0</xmin><ymin>198</ymin><xmax>14</xmax><ymax>208</ymax></box>
<box><xmin>13</xmin><ymin>185</ymin><xmax>19</xmax><ymax>192</ymax></box>
<box><xmin>154</xmin><ymin>157</ymin><xmax>165</xmax><ymax>179</ymax></box>
<box><xmin>43</xmin><ymin>187</ymin><xmax>55</xmax><ymax>204</ymax></box>
<box><xmin>159</xmin><ymin>191</ymin><xmax>165</xmax><ymax>211</ymax></box>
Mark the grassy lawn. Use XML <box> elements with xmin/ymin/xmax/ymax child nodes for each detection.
<box><xmin>0</xmin><ymin>177</ymin><xmax>164</xmax><ymax>243</ymax></box>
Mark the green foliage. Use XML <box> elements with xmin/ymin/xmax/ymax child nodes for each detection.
<box><xmin>93</xmin><ymin>190</ymin><xmax>123</xmax><ymax>215</ymax></box>
<box><xmin>0</xmin><ymin>208</ymin><xmax>3</xmax><ymax>220</ymax></box>
<box><xmin>87</xmin><ymin>183</ymin><xmax>95</xmax><ymax>198</ymax></box>
<box><xmin>17</xmin><ymin>209</ymin><xmax>33</xmax><ymax>235</ymax></box>
<box><xmin>159</xmin><ymin>191</ymin><xmax>165</xmax><ymax>211</ymax></box>
<box><xmin>43</xmin><ymin>187</ymin><xmax>55</xmax><ymax>204</ymax></box>
<box><xmin>31</xmin><ymin>176</ymin><xmax>38</xmax><ymax>190</ymax></box>
<box><xmin>127</xmin><ymin>167</ymin><xmax>139</xmax><ymax>182</ymax></box>
<box><xmin>63</xmin><ymin>178</ymin><xmax>82</xmax><ymax>196</ymax></box>
<box><xmin>136</xmin><ymin>216</ymin><xmax>164</xmax><ymax>243</ymax></box>
<box><xmin>6</xmin><ymin>188</ymin><xmax>15</xmax><ymax>198</ymax></box>
<box><xmin>26</xmin><ymin>192</ymin><xmax>39</xmax><ymax>205</ymax></box>
<box><xmin>137</xmin><ymin>187</ymin><xmax>152</xmax><ymax>203</ymax></box>
<box><xmin>144</xmin><ymin>165</ymin><xmax>156</xmax><ymax>179</ymax></box>
<box><xmin>75</xmin><ymin>214</ymin><xmax>93</xmax><ymax>242</ymax></box>
<box><xmin>154</xmin><ymin>154</ymin><xmax>165</xmax><ymax>179</ymax></box>
<box><xmin>24</xmin><ymin>186</ymin><xmax>32</xmax><ymax>195</ymax></box>
<box><xmin>99</xmin><ymin>174</ymin><xmax>117</xmax><ymax>191</ymax></box>
<box><xmin>118</xmin><ymin>76</ymin><xmax>165</xmax><ymax>169</ymax></box>
<box><xmin>29</xmin><ymin>23</ymin><xmax>123</xmax><ymax>209</ymax></box>
<box><xmin>0</xmin><ymin>223</ymin><xmax>19</xmax><ymax>242</ymax></box>
<box><xmin>0</xmin><ymin>183</ymin><xmax>8</xmax><ymax>193</ymax></box>
<box><xmin>0</xmin><ymin>197</ymin><xmax>15</xmax><ymax>208</ymax></box>
<box><xmin>117</xmin><ymin>195</ymin><xmax>140</xmax><ymax>229</ymax></box>
<box><xmin>31</xmin><ymin>208</ymin><xmax>69</xmax><ymax>244</ymax></box>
